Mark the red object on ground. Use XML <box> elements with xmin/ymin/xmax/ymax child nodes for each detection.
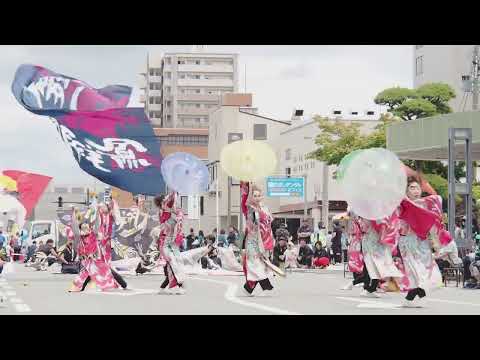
<box><xmin>2</xmin><ymin>170</ymin><xmax>52</xmax><ymax>218</ymax></box>
<box><xmin>313</xmin><ymin>257</ymin><xmax>330</xmax><ymax>268</ymax></box>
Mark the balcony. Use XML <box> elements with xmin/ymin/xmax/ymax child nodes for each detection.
<box><xmin>177</xmin><ymin>78</ymin><xmax>234</xmax><ymax>88</ymax></box>
<box><xmin>177</xmin><ymin>108</ymin><xmax>211</xmax><ymax>116</ymax></box>
<box><xmin>177</xmin><ymin>64</ymin><xmax>234</xmax><ymax>73</ymax></box>
<box><xmin>176</xmin><ymin>94</ymin><xmax>220</xmax><ymax>102</ymax></box>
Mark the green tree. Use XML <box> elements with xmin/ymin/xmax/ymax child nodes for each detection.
<box><xmin>415</xmin><ymin>83</ymin><xmax>456</xmax><ymax>114</ymax></box>
<box><xmin>374</xmin><ymin>87</ymin><xmax>416</xmax><ymax>111</ymax></box>
<box><xmin>307</xmin><ymin>116</ymin><xmax>369</xmax><ymax>165</ymax></box>
<box><xmin>393</xmin><ymin>98</ymin><xmax>437</xmax><ymax>120</ymax></box>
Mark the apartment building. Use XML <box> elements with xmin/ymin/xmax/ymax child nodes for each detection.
<box><xmin>139</xmin><ymin>51</ymin><xmax>239</xmax><ymax>128</ymax></box>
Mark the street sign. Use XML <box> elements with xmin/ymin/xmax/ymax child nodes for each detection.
<box><xmin>266</xmin><ymin>176</ymin><xmax>304</xmax><ymax>197</ymax></box>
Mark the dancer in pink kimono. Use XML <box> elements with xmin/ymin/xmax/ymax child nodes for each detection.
<box><xmin>155</xmin><ymin>192</ymin><xmax>186</xmax><ymax>295</ymax></box>
<box><xmin>396</xmin><ymin>176</ymin><xmax>452</xmax><ymax>307</ymax></box>
<box><xmin>342</xmin><ymin>209</ymin><xmax>402</xmax><ymax>297</ymax></box>
<box><xmin>68</xmin><ymin>207</ymin><xmax>119</xmax><ymax>292</ymax></box>
<box><xmin>240</xmin><ymin>182</ymin><xmax>275</xmax><ymax>297</ymax></box>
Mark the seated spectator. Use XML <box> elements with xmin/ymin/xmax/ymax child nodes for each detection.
<box><xmin>59</xmin><ymin>238</ymin><xmax>79</xmax><ymax>274</ymax></box>
<box><xmin>192</xmin><ymin>230</ymin><xmax>205</xmax><ymax>248</ymax></box>
<box><xmin>201</xmin><ymin>239</ymin><xmax>222</xmax><ymax>269</ymax></box>
<box><xmin>312</xmin><ymin>241</ymin><xmax>330</xmax><ymax>269</ymax></box>
<box><xmin>38</xmin><ymin>239</ymin><xmax>58</xmax><ymax>266</ymax></box>
<box><xmin>284</xmin><ymin>242</ymin><xmax>298</xmax><ymax>269</ymax></box>
<box><xmin>297</xmin><ymin>218</ymin><xmax>313</xmax><ymax>244</ymax></box>
<box><xmin>217</xmin><ymin>229</ymin><xmax>227</xmax><ymax>247</ymax></box>
<box><xmin>273</xmin><ymin>238</ymin><xmax>288</xmax><ymax>271</ymax></box>
<box><xmin>227</xmin><ymin>226</ymin><xmax>238</xmax><ymax>247</ymax></box>
<box><xmin>297</xmin><ymin>239</ymin><xmax>313</xmax><ymax>268</ymax></box>
<box><xmin>275</xmin><ymin>224</ymin><xmax>290</xmax><ymax>242</ymax></box>
<box><xmin>25</xmin><ymin>241</ymin><xmax>37</xmax><ymax>263</ymax></box>
<box><xmin>186</xmin><ymin>228</ymin><xmax>196</xmax><ymax>250</ymax></box>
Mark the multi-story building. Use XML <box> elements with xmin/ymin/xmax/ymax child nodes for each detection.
<box><xmin>200</xmin><ymin>97</ymin><xmax>290</xmax><ymax>233</ymax></box>
<box><xmin>139</xmin><ymin>50</ymin><xmax>239</xmax><ymax>128</ymax></box>
<box><xmin>414</xmin><ymin>45</ymin><xmax>475</xmax><ymax>112</ymax></box>
<box><xmin>273</xmin><ymin>109</ymin><xmax>380</xmax><ymax>232</ymax></box>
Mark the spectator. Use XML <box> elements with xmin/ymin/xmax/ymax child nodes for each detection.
<box><xmin>201</xmin><ymin>237</ymin><xmax>222</xmax><ymax>269</ymax></box>
<box><xmin>297</xmin><ymin>218</ymin><xmax>313</xmax><ymax>244</ymax></box>
<box><xmin>217</xmin><ymin>229</ymin><xmax>227</xmax><ymax>247</ymax></box>
<box><xmin>331</xmin><ymin>224</ymin><xmax>343</xmax><ymax>264</ymax></box>
<box><xmin>0</xmin><ymin>230</ymin><xmax>5</xmax><ymax>249</ymax></box>
<box><xmin>38</xmin><ymin>239</ymin><xmax>58</xmax><ymax>266</ymax></box>
<box><xmin>192</xmin><ymin>230</ymin><xmax>205</xmax><ymax>248</ymax></box>
<box><xmin>59</xmin><ymin>237</ymin><xmax>79</xmax><ymax>274</ymax></box>
<box><xmin>455</xmin><ymin>221</ymin><xmax>467</xmax><ymax>258</ymax></box>
<box><xmin>227</xmin><ymin>226</ymin><xmax>238</xmax><ymax>247</ymax></box>
<box><xmin>341</xmin><ymin>228</ymin><xmax>349</xmax><ymax>263</ymax></box>
<box><xmin>25</xmin><ymin>241</ymin><xmax>37</xmax><ymax>263</ymax></box>
<box><xmin>5</xmin><ymin>240</ymin><xmax>13</xmax><ymax>262</ymax></box>
<box><xmin>186</xmin><ymin>228</ymin><xmax>196</xmax><ymax>250</ymax></box>
<box><xmin>297</xmin><ymin>239</ymin><xmax>313</xmax><ymax>268</ymax></box>
<box><xmin>13</xmin><ymin>232</ymin><xmax>21</xmax><ymax>262</ymax></box>
<box><xmin>275</xmin><ymin>223</ymin><xmax>290</xmax><ymax>243</ymax></box>
<box><xmin>312</xmin><ymin>241</ymin><xmax>330</xmax><ymax>268</ymax></box>
<box><xmin>273</xmin><ymin>238</ymin><xmax>288</xmax><ymax>271</ymax></box>
<box><xmin>284</xmin><ymin>242</ymin><xmax>298</xmax><ymax>269</ymax></box>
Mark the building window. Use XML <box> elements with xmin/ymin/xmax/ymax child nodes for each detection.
<box><xmin>149</xmin><ymin>97</ymin><xmax>154</xmax><ymax>104</ymax></box>
<box><xmin>178</xmin><ymin>60</ymin><xmax>185</xmax><ymax>65</ymax></box>
<box><xmin>165</xmin><ymin>57</ymin><xmax>171</xmax><ymax>65</ymax></box>
<box><xmin>195</xmin><ymin>60</ymin><xmax>201</xmax><ymax>65</ymax></box>
<box><xmin>311</xmin><ymin>161</ymin><xmax>315</xmax><ymax>168</ymax></box>
<box><xmin>299</xmin><ymin>155</ymin><xmax>303</xmax><ymax>162</ymax></box>
<box><xmin>195</xmin><ymin>104</ymin><xmax>201</xmax><ymax>108</ymax></box>
<box><xmin>416</xmin><ymin>56</ymin><xmax>423</xmax><ymax>76</ymax></box>
<box><xmin>155</xmin><ymin>69</ymin><xmax>162</xmax><ymax>76</ymax></box>
<box><xmin>149</xmin><ymin>111</ymin><xmax>154</xmax><ymax>118</ymax></box>
<box><xmin>166</xmin><ymin>101</ymin><xmax>171</xmax><ymax>107</ymax></box>
<box><xmin>253</xmin><ymin>124</ymin><xmax>267</xmax><ymax>140</ymax></box>
<box><xmin>305</xmin><ymin>163</ymin><xmax>309</xmax><ymax>170</ymax></box>
<box><xmin>164</xmin><ymin>72</ymin><xmax>171</xmax><ymax>79</ymax></box>
<box><xmin>195</xmin><ymin>89</ymin><xmax>201</xmax><ymax>93</ymax></box>
<box><xmin>286</xmin><ymin>167</ymin><xmax>291</xmax><ymax>177</ymax></box>
<box><xmin>165</xmin><ymin>86</ymin><xmax>171</xmax><ymax>93</ymax></box>
<box><xmin>149</xmin><ymin>69</ymin><xmax>154</xmax><ymax>76</ymax></box>
<box><xmin>179</xmin><ymin>74</ymin><xmax>185</xmax><ymax>79</ymax></box>
<box><xmin>155</xmin><ymin>97</ymin><xmax>161</xmax><ymax>104</ymax></box>
<box><xmin>180</xmin><ymin>196</ymin><xmax>188</xmax><ymax>212</ymax></box>
<box><xmin>285</xmin><ymin>149</ymin><xmax>291</xmax><ymax>161</ymax></box>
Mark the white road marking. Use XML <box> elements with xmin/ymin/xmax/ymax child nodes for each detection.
<box><xmin>14</xmin><ymin>303</ymin><xmax>31</xmax><ymax>313</ymax></box>
<box><xmin>192</xmin><ymin>277</ymin><xmax>301</xmax><ymax>315</ymax></box>
<box><xmin>84</xmin><ymin>288</ymin><xmax>158</xmax><ymax>296</ymax></box>
<box><xmin>9</xmin><ymin>297</ymin><xmax>24</xmax><ymax>304</ymax></box>
<box><xmin>427</xmin><ymin>298</ymin><xmax>480</xmax><ymax>307</ymax></box>
<box><xmin>336</xmin><ymin>296</ymin><xmax>401</xmax><ymax>309</ymax></box>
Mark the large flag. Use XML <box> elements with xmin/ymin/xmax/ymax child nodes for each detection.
<box><xmin>12</xmin><ymin>65</ymin><xmax>165</xmax><ymax>195</ymax></box>
<box><xmin>11</xmin><ymin>64</ymin><xmax>132</xmax><ymax>114</ymax></box>
<box><xmin>51</xmin><ymin>108</ymin><xmax>165</xmax><ymax>195</ymax></box>
<box><xmin>0</xmin><ymin>170</ymin><xmax>52</xmax><ymax>230</ymax></box>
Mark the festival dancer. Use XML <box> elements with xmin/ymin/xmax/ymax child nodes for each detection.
<box><xmin>240</xmin><ymin>182</ymin><xmax>275</xmax><ymax>297</ymax></box>
<box><xmin>396</xmin><ymin>176</ymin><xmax>452</xmax><ymax>308</ymax></box>
<box><xmin>341</xmin><ymin>208</ymin><xmax>403</xmax><ymax>297</ymax></box>
<box><xmin>88</xmin><ymin>200</ymin><xmax>128</xmax><ymax>289</ymax></box>
<box><xmin>155</xmin><ymin>192</ymin><xmax>187</xmax><ymax>295</ymax></box>
<box><xmin>68</xmin><ymin>207</ymin><xmax>119</xmax><ymax>292</ymax></box>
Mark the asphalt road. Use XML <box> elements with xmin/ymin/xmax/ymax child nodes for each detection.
<box><xmin>1</xmin><ymin>263</ymin><xmax>479</xmax><ymax>315</ymax></box>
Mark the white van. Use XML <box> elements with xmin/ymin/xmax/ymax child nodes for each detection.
<box><xmin>27</xmin><ymin>220</ymin><xmax>63</xmax><ymax>248</ymax></box>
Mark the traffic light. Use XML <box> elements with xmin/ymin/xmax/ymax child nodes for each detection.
<box><xmin>58</xmin><ymin>196</ymin><xmax>63</xmax><ymax>207</ymax></box>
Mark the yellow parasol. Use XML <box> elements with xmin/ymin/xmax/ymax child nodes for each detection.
<box><xmin>0</xmin><ymin>175</ymin><xmax>17</xmax><ymax>192</ymax></box>
<box><xmin>220</xmin><ymin>140</ymin><xmax>277</xmax><ymax>182</ymax></box>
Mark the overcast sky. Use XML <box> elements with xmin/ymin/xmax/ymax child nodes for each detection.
<box><xmin>0</xmin><ymin>45</ymin><xmax>413</xmax><ymax>186</ymax></box>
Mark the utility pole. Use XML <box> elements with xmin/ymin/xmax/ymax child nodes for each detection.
<box><xmin>322</xmin><ymin>162</ymin><xmax>329</xmax><ymax>231</ymax></box>
<box><xmin>473</xmin><ymin>45</ymin><xmax>480</xmax><ymax>111</ymax></box>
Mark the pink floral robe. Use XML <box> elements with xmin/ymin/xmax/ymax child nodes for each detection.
<box><xmin>395</xmin><ymin>195</ymin><xmax>451</xmax><ymax>292</ymax></box>
<box><xmin>158</xmin><ymin>192</ymin><xmax>185</xmax><ymax>288</ymax></box>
